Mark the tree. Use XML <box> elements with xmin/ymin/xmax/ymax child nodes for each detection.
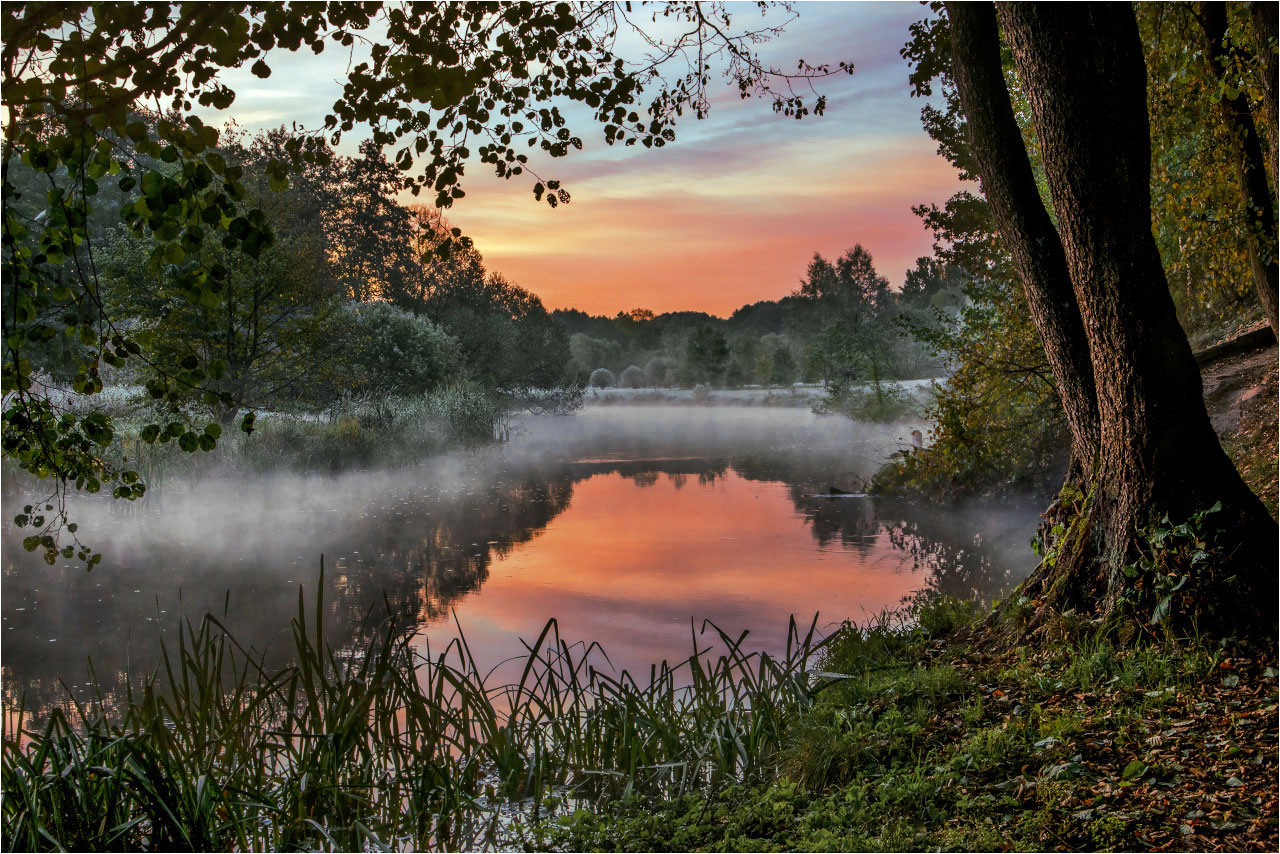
<box><xmin>685</xmin><ymin>325</ymin><xmax>729</xmax><ymax>385</ymax></box>
<box><xmin>758</xmin><ymin>334</ymin><xmax>796</xmax><ymax>386</ymax></box>
<box><xmin>899</xmin><ymin>256</ymin><xmax>965</xmax><ymax>310</ymax></box>
<box><xmin>99</xmin><ymin>127</ymin><xmax>349</xmax><ymax>424</ymax></box>
<box><xmin>2</xmin><ymin>2</ymin><xmax>845</xmax><ymax>560</ymax></box>
<box><xmin>796</xmin><ymin>245</ymin><xmax>907</xmax><ymax>403</ymax></box>
<box><xmin>945</xmin><ymin>2</ymin><xmax>1276</xmax><ymax>629</ymax></box>
<box><xmin>393</xmin><ymin>204</ymin><xmax>486</xmax><ymax>318</ymax></box>
<box><xmin>1139</xmin><ymin>4</ymin><xmax>1270</xmax><ymax>337</ymax></box>
<box><xmin>326</xmin><ymin>140</ymin><xmax>414</xmax><ymax>303</ymax></box>
<box><xmin>432</xmin><ymin>271</ymin><xmax>572</xmax><ymax>395</ymax></box>
<box><xmin>1188</xmin><ymin>2</ymin><xmax>1278</xmax><ymax>336</ymax></box>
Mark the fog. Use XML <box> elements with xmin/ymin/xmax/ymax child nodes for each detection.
<box><xmin>2</xmin><ymin>405</ymin><xmax>1042</xmax><ymax>712</ymax></box>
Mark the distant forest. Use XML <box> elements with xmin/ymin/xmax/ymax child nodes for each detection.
<box><xmin>552</xmin><ymin>247</ymin><xmax>964</xmax><ymax>392</ymax></box>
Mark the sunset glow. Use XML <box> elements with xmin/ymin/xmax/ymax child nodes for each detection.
<box><xmin>208</xmin><ymin>2</ymin><xmax>960</xmax><ymax>316</ymax></box>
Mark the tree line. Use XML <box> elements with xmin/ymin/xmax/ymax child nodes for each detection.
<box><xmin>553</xmin><ymin>245</ymin><xmax>961</xmax><ymax>403</ymax></box>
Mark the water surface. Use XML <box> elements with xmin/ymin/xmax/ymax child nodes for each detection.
<box><xmin>2</xmin><ymin>406</ymin><xmax>1040</xmax><ymax>711</ymax></box>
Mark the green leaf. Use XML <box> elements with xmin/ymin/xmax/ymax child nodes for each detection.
<box><xmin>1122</xmin><ymin>760</ymin><xmax>1147</xmax><ymax>781</ymax></box>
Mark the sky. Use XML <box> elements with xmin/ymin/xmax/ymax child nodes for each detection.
<box><xmin>205</xmin><ymin>1</ymin><xmax>961</xmax><ymax>317</ymax></box>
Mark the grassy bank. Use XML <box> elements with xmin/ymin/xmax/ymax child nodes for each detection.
<box><xmin>4</xmin><ymin>586</ymin><xmax>1274</xmax><ymax>852</ymax></box>
<box><xmin>27</xmin><ymin>381</ymin><xmax>518</xmax><ymax>491</ymax></box>
<box><xmin>549</xmin><ymin>605</ymin><xmax>1278</xmax><ymax>852</ymax></box>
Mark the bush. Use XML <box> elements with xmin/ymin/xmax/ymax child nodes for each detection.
<box><xmin>618</xmin><ymin>365</ymin><xmax>646</xmax><ymax>388</ymax></box>
<box><xmin>344</xmin><ymin>301</ymin><xmax>458</xmax><ymax>396</ymax></box>
<box><xmin>820</xmin><ymin>381</ymin><xmax>917</xmax><ymax>422</ymax></box>
<box><xmin>589</xmin><ymin>367</ymin><xmax>616</xmax><ymax>388</ymax></box>
<box><xmin>644</xmin><ymin>356</ymin><xmax>676</xmax><ymax>387</ymax></box>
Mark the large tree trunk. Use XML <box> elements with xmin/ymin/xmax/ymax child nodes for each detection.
<box><xmin>951</xmin><ymin>3</ymin><xmax>1277</xmax><ymax>631</ymax></box>
<box><xmin>1194</xmin><ymin>2</ymin><xmax>1279</xmax><ymax>337</ymax></box>
<box><xmin>945</xmin><ymin>3</ymin><xmax>1100</xmax><ymax>479</ymax></box>
<box><xmin>1248</xmin><ymin>2</ymin><xmax>1278</xmax><ymax>192</ymax></box>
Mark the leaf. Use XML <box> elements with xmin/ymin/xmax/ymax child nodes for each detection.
<box><xmin>1122</xmin><ymin>760</ymin><xmax>1147</xmax><ymax>781</ymax></box>
<box><xmin>1150</xmin><ymin>596</ymin><xmax>1172</xmax><ymax>625</ymax></box>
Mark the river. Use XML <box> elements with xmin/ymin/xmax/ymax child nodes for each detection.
<box><xmin>2</xmin><ymin>405</ymin><xmax>1041</xmax><ymax>714</ymax></box>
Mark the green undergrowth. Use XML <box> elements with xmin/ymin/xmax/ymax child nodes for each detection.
<box><xmin>2</xmin><ymin>573</ymin><xmax>825</xmax><ymax>851</ymax></box>
<box><xmin>545</xmin><ymin>601</ymin><xmax>1278</xmax><ymax>853</ymax></box>
<box><xmin>4</xmin><ymin>588</ymin><xmax>1275</xmax><ymax>852</ymax></box>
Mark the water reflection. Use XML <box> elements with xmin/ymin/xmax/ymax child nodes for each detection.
<box><xmin>2</xmin><ymin>406</ymin><xmax>1040</xmax><ymax>714</ymax></box>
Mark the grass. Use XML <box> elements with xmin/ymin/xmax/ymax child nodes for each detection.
<box><xmin>2</xmin><ymin>568</ymin><xmax>827</xmax><ymax>851</ymax></box>
<box><xmin>81</xmin><ymin>381</ymin><xmax>516</xmax><ymax>486</ymax></box>
<box><xmin>5</xmin><ymin>587</ymin><xmax>1275</xmax><ymax>852</ymax></box>
<box><xmin>545</xmin><ymin>601</ymin><xmax>1278</xmax><ymax>853</ymax></box>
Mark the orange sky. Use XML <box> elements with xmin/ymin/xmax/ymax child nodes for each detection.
<box><xmin>445</xmin><ymin>132</ymin><xmax>961</xmax><ymax>317</ymax></box>
<box><xmin>208</xmin><ymin>3</ymin><xmax>960</xmax><ymax>317</ymax></box>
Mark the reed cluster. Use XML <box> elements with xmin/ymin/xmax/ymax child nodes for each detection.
<box><xmin>2</xmin><ymin>576</ymin><xmax>826</xmax><ymax>851</ymax></box>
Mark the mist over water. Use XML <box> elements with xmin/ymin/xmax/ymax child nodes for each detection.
<box><xmin>2</xmin><ymin>405</ymin><xmax>1041</xmax><ymax>712</ymax></box>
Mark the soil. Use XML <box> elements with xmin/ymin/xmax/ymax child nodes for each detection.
<box><xmin>1199</xmin><ymin>324</ymin><xmax>1278</xmax><ymax>514</ymax></box>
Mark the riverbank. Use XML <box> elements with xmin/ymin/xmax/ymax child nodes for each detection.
<box><xmin>2</xmin><ymin>383</ymin><xmax>518</xmax><ymax>494</ymax></box>
<box><xmin>584</xmin><ymin>379</ymin><xmax>938</xmax><ymax>412</ymax></box>
<box><xmin>547</xmin><ymin>606</ymin><xmax>1278</xmax><ymax>852</ymax></box>
<box><xmin>5</xmin><ymin>596</ymin><xmax>1273</xmax><ymax>852</ymax></box>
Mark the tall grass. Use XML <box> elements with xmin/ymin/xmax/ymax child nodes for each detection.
<box><xmin>2</xmin><ymin>569</ymin><xmax>828</xmax><ymax>851</ymax></box>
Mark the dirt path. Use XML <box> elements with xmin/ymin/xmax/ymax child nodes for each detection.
<box><xmin>1199</xmin><ymin>326</ymin><xmax>1278</xmax><ymax>514</ymax></box>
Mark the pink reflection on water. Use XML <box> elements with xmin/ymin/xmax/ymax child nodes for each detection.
<box><xmin>414</xmin><ymin>469</ymin><xmax>923</xmax><ymax>680</ymax></box>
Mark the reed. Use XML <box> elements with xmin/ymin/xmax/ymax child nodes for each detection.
<box><xmin>2</xmin><ymin>570</ymin><xmax>828</xmax><ymax>851</ymax></box>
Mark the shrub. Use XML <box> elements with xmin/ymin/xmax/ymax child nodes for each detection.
<box><xmin>820</xmin><ymin>381</ymin><xmax>916</xmax><ymax>422</ymax></box>
<box><xmin>344</xmin><ymin>301</ymin><xmax>458</xmax><ymax>396</ymax></box>
<box><xmin>619</xmin><ymin>365</ymin><xmax>646</xmax><ymax>388</ymax></box>
<box><xmin>644</xmin><ymin>356</ymin><xmax>676</xmax><ymax>387</ymax></box>
<box><xmin>588</xmin><ymin>367</ymin><xmax>616</xmax><ymax>388</ymax></box>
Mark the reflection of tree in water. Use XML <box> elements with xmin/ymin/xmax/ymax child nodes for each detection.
<box><xmin>879</xmin><ymin>502</ymin><xmax>1037</xmax><ymax>607</ymax></box>
<box><xmin>3</xmin><ymin>415</ymin><xmax>1034</xmax><ymax>717</ymax></box>
<box><xmin>794</xmin><ymin>496</ymin><xmax>880</xmax><ymax>553</ymax></box>
<box><xmin>632</xmin><ymin>471</ymin><xmax>660</xmax><ymax>488</ymax></box>
<box><xmin>730</xmin><ymin>447</ymin><xmax>1036</xmax><ymax>604</ymax></box>
<box><xmin>403</xmin><ymin>474</ymin><xmax>577</xmax><ymax>624</ymax></box>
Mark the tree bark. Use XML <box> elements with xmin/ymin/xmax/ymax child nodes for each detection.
<box><xmin>952</xmin><ymin>2</ymin><xmax>1280</xmax><ymax>629</ymax></box>
<box><xmin>1194</xmin><ymin>2</ymin><xmax>1279</xmax><ymax>336</ymax></box>
<box><xmin>1247</xmin><ymin>2</ymin><xmax>1278</xmax><ymax>191</ymax></box>
<box><xmin>945</xmin><ymin>3</ymin><xmax>1100</xmax><ymax>479</ymax></box>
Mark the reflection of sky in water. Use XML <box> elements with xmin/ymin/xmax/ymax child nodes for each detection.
<box><xmin>414</xmin><ymin>469</ymin><xmax>928</xmax><ymax>679</ymax></box>
<box><xmin>2</xmin><ymin>406</ymin><xmax>1040</xmax><ymax>713</ymax></box>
